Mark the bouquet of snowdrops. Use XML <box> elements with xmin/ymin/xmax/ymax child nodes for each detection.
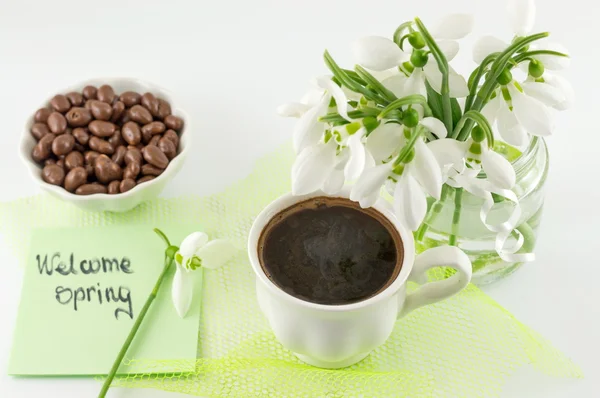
<box><xmin>279</xmin><ymin>0</ymin><xmax>572</xmax><ymax>261</ymax></box>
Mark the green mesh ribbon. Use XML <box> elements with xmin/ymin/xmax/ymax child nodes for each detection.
<box><xmin>0</xmin><ymin>142</ymin><xmax>582</xmax><ymax>397</ymax></box>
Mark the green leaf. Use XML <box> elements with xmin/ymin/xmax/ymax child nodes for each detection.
<box><xmin>355</xmin><ymin>65</ymin><xmax>397</xmax><ymax>103</ymax></box>
<box><xmin>425</xmin><ymin>81</ymin><xmax>444</xmax><ymax>121</ymax></box>
<box><xmin>450</xmin><ymin>98</ymin><xmax>463</xmax><ymax>130</ymax></box>
<box><xmin>324</xmin><ymin>50</ymin><xmax>387</xmax><ymax>105</ymax></box>
<box><xmin>343</xmin><ymin>69</ymin><xmax>367</xmax><ymax>86</ymax></box>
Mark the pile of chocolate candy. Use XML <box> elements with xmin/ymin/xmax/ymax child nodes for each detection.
<box><xmin>30</xmin><ymin>84</ymin><xmax>183</xmax><ymax>195</ymax></box>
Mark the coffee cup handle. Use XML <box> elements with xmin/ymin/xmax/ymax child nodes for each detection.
<box><xmin>398</xmin><ymin>246</ymin><xmax>472</xmax><ymax>318</ymax></box>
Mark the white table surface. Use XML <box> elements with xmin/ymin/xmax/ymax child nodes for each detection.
<box><xmin>0</xmin><ymin>0</ymin><xmax>598</xmax><ymax>396</ymax></box>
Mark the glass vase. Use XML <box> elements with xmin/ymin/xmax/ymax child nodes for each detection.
<box><xmin>415</xmin><ymin>137</ymin><xmax>548</xmax><ymax>285</ymax></box>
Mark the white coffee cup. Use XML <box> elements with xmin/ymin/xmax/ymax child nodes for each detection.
<box><xmin>248</xmin><ymin>188</ymin><xmax>472</xmax><ymax>369</ymax></box>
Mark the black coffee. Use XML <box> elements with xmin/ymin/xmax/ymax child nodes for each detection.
<box><xmin>258</xmin><ymin>197</ymin><xmax>403</xmax><ymax>305</ymax></box>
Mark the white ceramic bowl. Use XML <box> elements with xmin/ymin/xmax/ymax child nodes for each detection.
<box><xmin>19</xmin><ymin>77</ymin><xmax>190</xmax><ymax>212</ymax></box>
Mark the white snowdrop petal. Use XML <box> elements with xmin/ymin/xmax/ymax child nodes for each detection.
<box><xmin>368</xmin><ymin>67</ymin><xmax>403</xmax><ymax>82</ymax></box>
<box><xmin>419</xmin><ymin>117</ymin><xmax>448</xmax><ymax>138</ymax></box>
<box><xmin>349</xmin><ymin>163</ymin><xmax>392</xmax><ymax>205</ymax></box>
<box><xmin>503</xmin><ymin>125</ymin><xmax>529</xmax><ymax>148</ymax></box>
<box><xmin>322</xmin><ymin>168</ymin><xmax>346</xmax><ymax>195</ymax></box>
<box><xmin>453</xmin><ymin>174</ymin><xmax>490</xmax><ymax>198</ymax></box>
<box><xmin>301</xmin><ymin>81</ymin><xmax>327</xmax><ymax>107</ymax></box>
<box><xmin>344</xmin><ymin>129</ymin><xmax>367</xmax><ymax>180</ymax></box>
<box><xmin>405</xmin><ymin>68</ymin><xmax>428</xmax><ymax>97</ymax></box>
<box><xmin>521</xmin><ymin>82</ymin><xmax>565</xmax><ymax>107</ymax></box>
<box><xmin>277</xmin><ymin>102</ymin><xmax>311</xmax><ymax>118</ymax></box>
<box><xmin>172</xmin><ymin>263</ymin><xmax>194</xmax><ymax>318</ymax></box>
<box><xmin>473</xmin><ymin>36</ymin><xmax>507</xmax><ymax>64</ymax></box>
<box><xmin>352</xmin><ymin>36</ymin><xmax>408</xmax><ymax>71</ymax></box>
<box><xmin>359</xmin><ymin>189</ymin><xmax>382</xmax><ymax>209</ymax></box>
<box><xmin>292</xmin><ymin>94</ymin><xmax>329</xmax><ymax>153</ymax></box>
<box><xmin>481</xmin><ymin>149</ymin><xmax>516</xmax><ymax>189</ymax></box>
<box><xmin>508</xmin><ymin>84</ymin><xmax>554</xmax><ymax>136</ymax></box>
<box><xmin>448</xmin><ymin>66</ymin><xmax>470</xmax><ymax>98</ymax></box>
<box><xmin>381</xmin><ymin>74</ymin><xmax>408</xmax><ymax>98</ymax></box>
<box><xmin>543</xmin><ymin>73</ymin><xmax>575</xmax><ymax>110</ymax></box>
<box><xmin>507</xmin><ymin>0</ymin><xmax>536</xmax><ymax>36</ymax></box>
<box><xmin>394</xmin><ymin>173</ymin><xmax>427</xmax><ymax>231</ymax></box>
<box><xmin>292</xmin><ymin>140</ymin><xmax>337</xmax><ymax>195</ymax></box>
<box><xmin>535</xmin><ymin>43</ymin><xmax>570</xmax><ymax>70</ymax></box>
<box><xmin>538</xmin><ymin>55</ymin><xmax>570</xmax><ymax>70</ymax></box>
<box><xmin>318</xmin><ymin>78</ymin><xmax>353</xmax><ymax>121</ymax></box>
<box><xmin>415</xmin><ymin>104</ymin><xmax>425</xmax><ymax>120</ymax></box>
<box><xmin>342</xmin><ymin>85</ymin><xmax>362</xmax><ymax>102</ymax></box>
<box><xmin>497</xmin><ymin>101</ymin><xmax>528</xmax><ymax>147</ymax></box>
<box><xmin>482</xmin><ymin>95</ymin><xmax>501</xmax><ymax>124</ymax></box>
<box><xmin>432</xmin><ymin>14</ymin><xmax>475</xmax><ymax>40</ymax></box>
<box><xmin>424</xmin><ymin>63</ymin><xmax>469</xmax><ymax>97</ymax></box>
<box><xmin>364</xmin><ymin>146</ymin><xmax>376</xmax><ymax>169</ymax></box>
<box><xmin>366</xmin><ymin>123</ymin><xmax>403</xmax><ymax>162</ymax></box>
<box><xmin>412</xmin><ymin>140</ymin><xmax>443</xmax><ymax>200</ymax></box>
<box><xmin>196</xmin><ymin>239</ymin><xmax>237</xmax><ymax>269</ymax></box>
<box><xmin>179</xmin><ymin>232</ymin><xmax>209</xmax><ymax>257</ymax></box>
<box><xmin>438</xmin><ymin>40</ymin><xmax>459</xmax><ymax>61</ymax></box>
<box><xmin>423</xmin><ymin>62</ymin><xmax>443</xmax><ymax>93</ymax></box>
<box><xmin>427</xmin><ymin>138</ymin><xmax>468</xmax><ymax>167</ymax></box>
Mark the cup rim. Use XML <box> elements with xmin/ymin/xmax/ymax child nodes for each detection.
<box><xmin>18</xmin><ymin>77</ymin><xmax>191</xmax><ymax>202</ymax></box>
<box><xmin>247</xmin><ymin>188</ymin><xmax>416</xmax><ymax>312</ymax></box>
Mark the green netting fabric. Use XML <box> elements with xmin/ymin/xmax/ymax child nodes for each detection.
<box><xmin>0</xmin><ymin>142</ymin><xmax>582</xmax><ymax>397</ymax></box>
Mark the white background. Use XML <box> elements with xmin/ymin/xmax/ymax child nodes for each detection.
<box><xmin>0</xmin><ymin>0</ymin><xmax>598</xmax><ymax>396</ymax></box>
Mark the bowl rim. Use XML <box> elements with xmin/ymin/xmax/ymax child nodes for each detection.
<box><xmin>19</xmin><ymin>77</ymin><xmax>191</xmax><ymax>202</ymax></box>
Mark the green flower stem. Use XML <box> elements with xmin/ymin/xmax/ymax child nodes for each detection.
<box><xmin>414</xmin><ymin>17</ymin><xmax>452</xmax><ymax>133</ymax></box>
<box><xmin>448</xmin><ymin>188</ymin><xmax>464</xmax><ymax>246</ymax></box>
<box><xmin>393</xmin><ymin>21</ymin><xmax>415</xmax><ymax>46</ymax></box>
<box><xmin>319</xmin><ymin>108</ymin><xmax>380</xmax><ymax>124</ymax></box>
<box><xmin>451</xmin><ymin>110</ymin><xmax>494</xmax><ymax>147</ymax></box>
<box><xmin>98</xmin><ymin>229</ymin><xmax>176</xmax><ymax>398</ymax></box>
<box><xmin>379</xmin><ymin>95</ymin><xmax>432</xmax><ymax>119</ymax></box>
<box><xmin>464</xmin><ymin>53</ymin><xmax>499</xmax><ymax>113</ymax></box>
<box><xmin>416</xmin><ymin>184</ymin><xmax>452</xmax><ymax>242</ymax></box>
<box><xmin>512</xmin><ymin>50</ymin><xmax>568</xmax><ymax>65</ymax></box>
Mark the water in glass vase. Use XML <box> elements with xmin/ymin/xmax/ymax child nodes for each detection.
<box><xmin>415</xmin><ymin>137</ymin><xmax>548</xmax><ymax>285</ymax></box>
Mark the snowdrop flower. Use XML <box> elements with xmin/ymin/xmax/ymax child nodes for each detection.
<box><xmin>278</xmin><ymin>76</ymin><xmax>361</xmax><ymax>153</ymax></box>
<box><xmin>473</xmin><ymin>0</ymin><xmax>536</xmax><ymax>63</ymax></box>
<box><xmin>353</xmin><ymin>14</ymin><xmax>473</xmax><ymax>99</ymax></box>
<box><xmin>292</xmin><ymin>123</ymin><xmax>368</xmax><ymax>196</ymax></box>
<box><xmin>406</xmin><ymin>14</ymin><xmax>473</xmax><ymax>98</ymax></box>
<box><xmin>473</xmin><ymin>0</ymin><xmax>570</xmax><ymax>71</ymax></box>
<box><xmin>474</xmin><ymin>0</ymin><xmax>571</xmax><ymax>147</ymax></box>
<box><xmin>366</xmin><ymin>110</ymin><xmax>448</xmax><ymax>163</ymax></box>
<box><xmin>172</xmin><ymin>232</ymin><xmax>236</xmax><ymax>318</ymax></box>
<box><xmin>428</xmin><ymin>127</ymin><xmax>516</xmax><ymax>190</ymax></box>
<box><xmin>403</xmin><ymin>50</ymin><xmax>469</xmax><ymax>98</ymax></box>
<box><xmin>534</xmin><ymin>72</ymin><xmax>574</xmax><ymax>111</ymax></box>
<box><xmin>389</xmin><ymin>139</ymin><xmax>444</xmax><ymax>230</ymax></box>
<box><xmin>352</xmin><ymin>110</ymin><xmax>447</xmax><ymax>230</ymax></box>
<box><xmin>481</xmin><ymin>70</ymin><xmax>556</xmax><ymax>146</ymax></box>
<box><xmin>352</xmin><ymin>36</ymin><xmax>410</xmax><ymax>72</ymax></box>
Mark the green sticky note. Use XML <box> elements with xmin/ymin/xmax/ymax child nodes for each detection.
<box><xmin>9</xmin><ymin>225</ymin><xmax>203</xmax><ymax>376</ymax></box>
